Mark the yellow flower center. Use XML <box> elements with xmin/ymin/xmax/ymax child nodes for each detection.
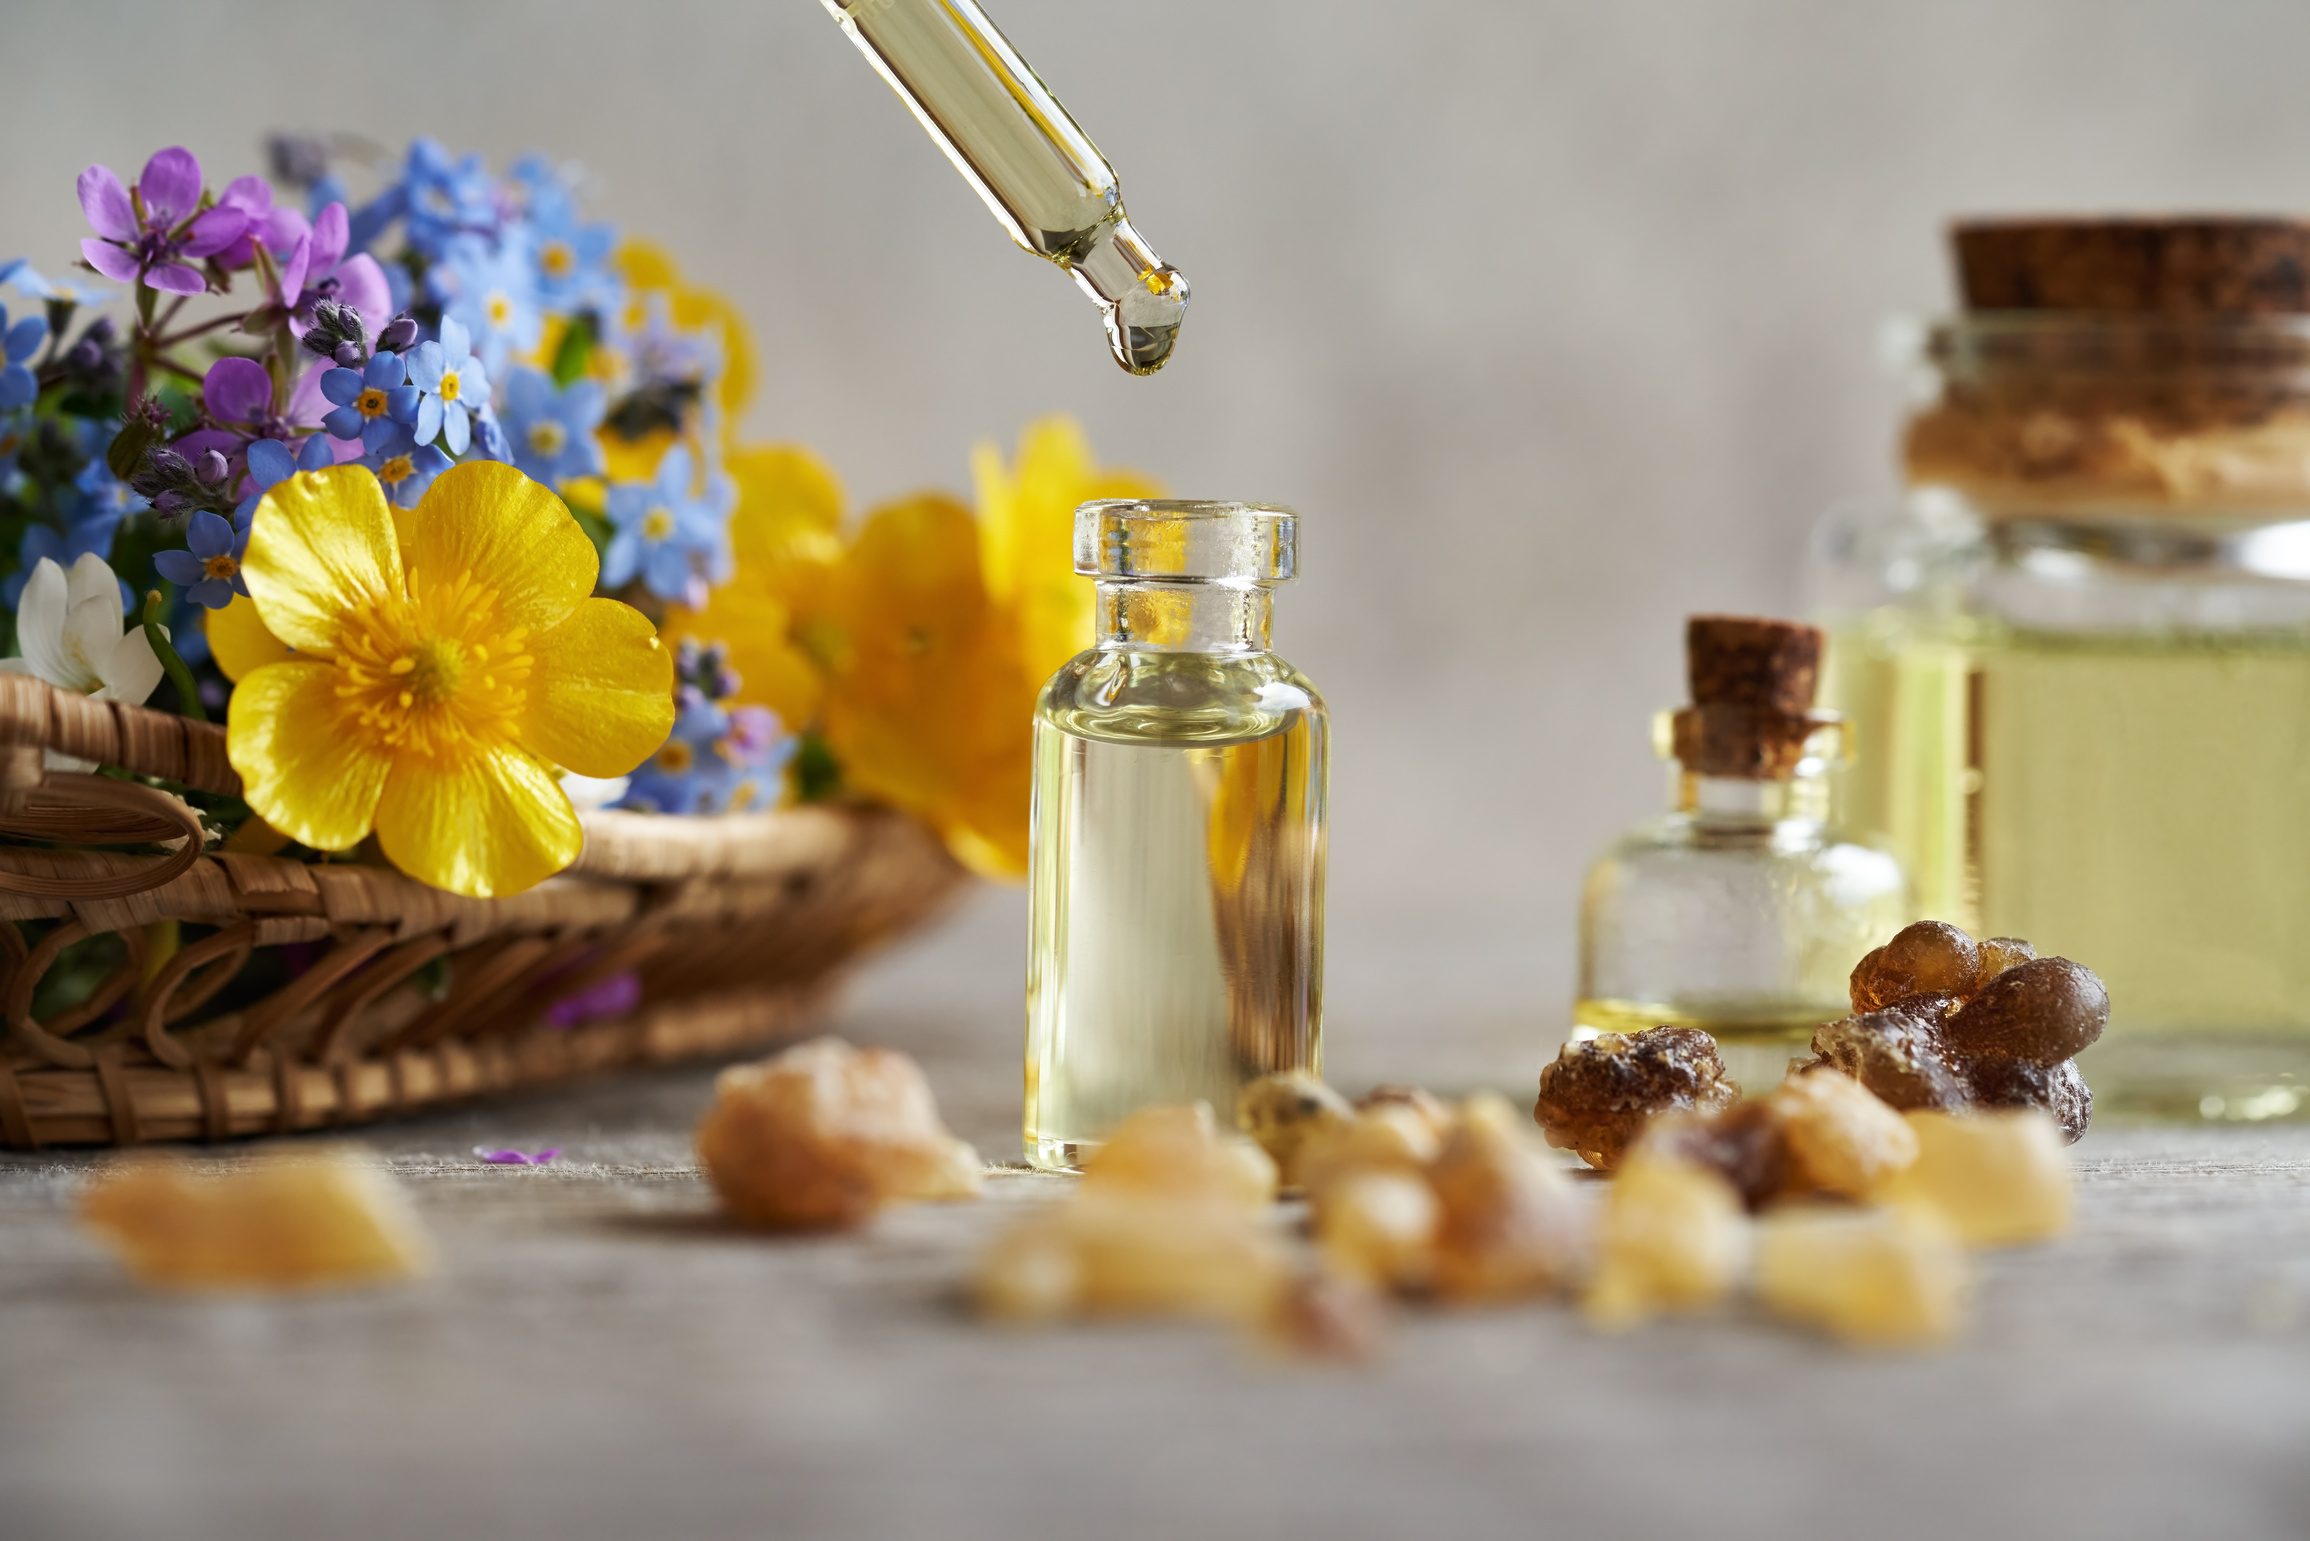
<box><xmin>439</xmin><ymin>371</ymin><xmax>462</xmax><ymax>405</ymax></box>
<box><xmin>541</xmin><ymin>242</ymin><xmax>575</xmax><ymax>279</ymax></box>
<box><xmin>331</xmin><ymin>567</ymin><xmax>535</xmax><ymax>765</ymax></box>
<box><xmin>656</xmin><ymin>739</ymin><xmax>694</xmax><ymax>774</ymax></box>
<box><xmin>642</xmin><ymin>506</ymin><xmax>675</xmax><ymax>542</ymax></box>
<box><xmin>203</xmin><ymin>554</ymin><xmax>238</xmax><ymax>581</ymax></box>
<box><xmin>378</xmin><ymin>454</ymin><xmax>415</xmax><ymax>484</ymax></box>
<box><xmin>486</xmin><ymin>292</ymin><xmax>512</xmax><ymax>327</ymax></box>
<box><xmin>358</xmin><ymin>388</ymin><xmax>389</xmax><ymax>419</ymax></box>
<box><xmin>527</xmin><ymin>420</ymin><xmax>568</xmax><ymax>457</ymax></box>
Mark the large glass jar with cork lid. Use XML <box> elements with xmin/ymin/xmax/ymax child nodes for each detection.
<box><xmin>1818</xmin><ymin>218</ymin><xmax>2310</xmax><ymax>1119</ymax></box>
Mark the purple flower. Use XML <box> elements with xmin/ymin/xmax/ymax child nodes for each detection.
<box><xmin>233</xmin><ymin>434</ymin><xmax>333</xmax><ymax>527</ymax></box>
<box><xmin>77</xmin><ymin>148</ymin><xmax>248</xmax><ymax>297</ymax></box>
<box><xmin>321</xmin><ymin>352</ymin><xmax>417</xmax><ymax>452</ymax></box>
<box><xmin>473</xmin><ymin>1147</ymin><xmax>560</xmax><ymax>1166</ymax></box>
<box><xmin>396</xmin><ymin>315</ymin><xmax>489</xmax><ymax>455</ymax></box>
<box><xmin>214</xmin><ymin>175</ymin><xmax>307</xmax><ymax>272</ymax></box>
<box><xmin>154</xmin><ymin>510</ymin><xmax>249</xmax><ymax>610</ymax></box>
<box><xmin>177</xmin><ymin>358</ymin><xmax>343</xmax><ymax>483</ymax></box>
<box><xmin>545</xmin><ymin>971</ymin><xmax>642</xmax><ymax>1029</ymax></box>
<box><xmin>289</xmin><ymin>204</ymin><xmax>393</xmax><ymax>348</ymax></box>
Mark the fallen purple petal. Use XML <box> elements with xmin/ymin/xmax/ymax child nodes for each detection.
<box><xmin>473</xmin><ymin>1147</ymin><xmax>561</xmax><ymax>1166</ymax></box>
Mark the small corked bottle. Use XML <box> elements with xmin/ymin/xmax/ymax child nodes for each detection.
<box><xmin>1574</xmin><ymin>616</ymin><xmax>1909</xmax><ymax>1087</ymax></box>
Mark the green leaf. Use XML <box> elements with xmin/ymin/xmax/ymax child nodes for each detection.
<box><xmin>550</xmin><ymin>311</ymin><xmax>597</xmax><ymax>389</ymax></box>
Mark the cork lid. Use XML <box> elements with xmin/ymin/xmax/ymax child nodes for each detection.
<box><xmin>1669</xmin><ymin>616</ymin><xmax>1834</xmax><ymax>779</ymax></box>
<box><xmin>1954</xmin><ymin>218</ymin><xmax>2310</xmax><ymax>314</ymax></box>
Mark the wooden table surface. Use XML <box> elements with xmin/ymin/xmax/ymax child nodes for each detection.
<box><xmin>5</xmin><ymin>894</ymin><xmax>2310</xmax><ymax>1541</ymax></box>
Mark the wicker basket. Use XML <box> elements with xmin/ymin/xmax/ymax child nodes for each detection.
<box><xmin>0</xmin><ymin>674</ymin><xmax>970</xmax><ymax>1149</ymax></box>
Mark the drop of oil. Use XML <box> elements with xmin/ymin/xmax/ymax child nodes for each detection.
<box><xmin>1072</xmin><ymin>218</ymin><xmax>1189</xmax><ymax>375</ymax></box>
<box><xmin>1103</xmin><ymin>267</ymin><xmax>1190</xmax><ymax>375</ymax></box>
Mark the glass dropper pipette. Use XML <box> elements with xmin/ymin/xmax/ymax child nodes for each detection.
<box><xmin>820</xmin><ymin>0</ymin><xmax>1190</xmax><ymax>374</ymax></box>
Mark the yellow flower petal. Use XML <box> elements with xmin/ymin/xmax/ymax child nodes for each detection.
<box><xmin>243</xmin><ymin>466</ymin><xmax>403</xmax><ymax>655</ymax></box>
<box><xmin>374</xmin><ymin>743</ymin><xmax>580</xmax><ymax>898</ymax></box>
<box><xmin>519</xmin><ymin>598</ymin><xmax>677</xmax><ymax>778</ymax></box>
<box><xmin>225</xmin><ymin>661</ymin><xmax>391</xmax><ymax>851</ymax></box>
<box><xmin>203</xmin><ymin>596</ymin><xmax>292</xmax><ymax>683</ymax></box>
<box><xmin>973</xmin><ymin>415</ymin><xmax>1164</xmax><ymax>686</ymax></box>
<box><xmin>394</xmin><ymin>462</ymin><xmax>597</xmax><ymax>638</ymax></box>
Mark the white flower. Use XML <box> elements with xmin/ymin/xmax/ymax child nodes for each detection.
<box><xmin>558</xmin><ymin>771</ymin><xmax>630</xmax><ymax>812</ymax></box>
<box><xmin>1</xmin><ymin>554</ymin><xmax>164</xmax><ymax>704</ymax></box>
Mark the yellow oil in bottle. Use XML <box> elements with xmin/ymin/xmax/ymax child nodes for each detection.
<box><xmin>1025</xmin><ymin>659</ymin><xmax>1326</xmax><ymax>1172</ymax></box>
<box><xmin>1825</xmin><ymin>616</ymin><xmax>2310</xmax><ymax>1117</ymax></box>
<box><xmin>822</xmin><ymin>0</ymin><xmax>1189</xmax><ymax>372</ymax></box>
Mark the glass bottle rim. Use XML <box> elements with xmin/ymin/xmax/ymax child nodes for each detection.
<box><xmin>1074</xmin><ymin>499</ymin><xmax>1299</xmax><ymax>583</ymax></box>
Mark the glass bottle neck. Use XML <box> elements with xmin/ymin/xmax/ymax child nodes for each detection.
<box><xmin>1671</xmin><ymin>767</ymin><xmax>1830</xmax><ymax>826</ymax></box>
<box><xmin>1095</xmin><ymin>579</ymin><xmax>1273</xmax><ymax>653</ymax></box>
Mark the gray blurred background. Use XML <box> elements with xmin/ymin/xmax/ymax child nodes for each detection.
<box><xmin>6</xmin><ymin>0</ymin><xmax>2310</xmax><ymax>1087</ymax></box>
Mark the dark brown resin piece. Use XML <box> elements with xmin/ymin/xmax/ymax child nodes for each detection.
<box><xmin>1962</xmin><ymin>1055</ymin><xmax>2094</xmax><ymax>1144</ymax></box>
<box><xmin>1942</xmin><ymin>957</ymin><xmax>2110</xmax><ymax>1065</ymax></box>
<box><xmin>1533</xmin><ymin>1026</ymin><xmax>1740</xmax><ymax>1170</ymax></box>
<box><xmin>1955</xmin><ymin>218</ymin><xmax>2310</xmax><ymax>315</ymax></box>
<box><xmin>1810</xmin><ymin>999</ymin><xmax>1969</xmax><ymax>1113</ymax></box>
<box><xmin>1635</xmin><ymin>1101</ymin><xmax>1791</xmax><ymax>1212</ymax></box>
<box><xmin>1850</xmin><ymin>922</ymin><xmax>1983</xmax><ymax>1012</ymax></box>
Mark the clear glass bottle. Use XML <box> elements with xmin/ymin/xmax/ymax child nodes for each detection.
<box><xmin>1025</xmin><ymin>501</ymin><xmax>1327</xmax><ymax>1171</ymax></box>
<box><xmin>820</xmin><ymin>0</ymin><xmax>1190</xmax><ymax>373</ymax></box>
<box><xmin>1818</xmin><ymin>219</ymin><xmax>2310</xmax><ymax>1120</ymax></box>
<box><xmin>1577</xmin><ymin>618</ymin><xmax>1910</xmax><ymax>1090</ymax></box>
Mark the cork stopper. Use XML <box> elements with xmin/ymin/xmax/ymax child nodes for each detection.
<box><xmin>1954</xmin><ymin>218</ymin><xmax>2310</xmax><ymax>314</ymax></box>
<box><xmin>1670</xmin><ymin>616</ymin><xmax>1833</xmax><ymax>779</ymax></box>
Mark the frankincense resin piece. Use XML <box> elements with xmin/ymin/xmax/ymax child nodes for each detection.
<box><xmin>696</xmin><ymin>1037</ymin><xmax>982</xmax><ymax>1231</ymax></box>
<box><xmin>1429</xmin><ymin>1095</ymin><xmax>1586</xmax><ymax>1302</ymax></box>
<box><xmin>1584</xmin><ymin>1151</ymin><xmax>1751</xmax><ymax>1330</ymax></box>
<box><xmin>1236</xmin><ymin>1072</ymin><xmax>1356</xmax><ymax>1190</ymax></box>
<box><xmin>80</xmin><ymin>1148</ymin><xmax>433</xmax><ymax>1290</ymax></box>
<box><xmin>1534</xmin><ymin>1026</ymin><xmax>1741</xmax><ymax>1170</ymax></box>
<box><xmin>1884</xmin><ymin>1109</ymin><xmax>2073</xmax><ymax>1246</ymax></box>
<box><xmin>1755</xmin><ymin>1205</ymin><xmax>1969</xmax><ymax>1346</ymax></box>
<box><xmin>1849</xmin><ymin>921</ymin><xmax>1980</xmax><ymax>1012</ymax></box>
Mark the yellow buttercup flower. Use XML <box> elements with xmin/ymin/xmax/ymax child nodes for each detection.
<box><xmin>816</xmin><ymin>492</ymin><xmax>1036</xmax><ymax>878</ymax></box>
<box><xmin>972</xmin><ymin>415</ymin><xmax>1163</xmax><ymax>688</ymax></box>
<box><xmin>665</xmin><ymin>444</ymin><xmax>843</xmax><ymax>731</ymax></box>
<box><xmin>228</xmin><ymin>462</ymin><xmax>675</xmax><ymax>898</ymax></box>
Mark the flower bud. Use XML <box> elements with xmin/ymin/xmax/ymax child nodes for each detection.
<box><xmin>378</xmin><ymin>315</ymin><xmax>419</xmax><ymax>354</ymax></box>
<box><xmin>335</xmin><ymin>341</ymin><xmax>365</xmax><ymax>368</ymax></box>
<box><xmin>66</xmin><ymin>340</ymin><xmax>102</xmax><ymax>371</ymax></box>
<box><xmin>196</xmin><ymin>450</ymin><xmax>230</xmax><ymax>485</ymax></box>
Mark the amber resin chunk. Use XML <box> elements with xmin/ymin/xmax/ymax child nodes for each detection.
<box><xmin>1769</xmin><ymin>1068</ymin><xmax>1920</xmax><ymax>1200</ymax></box>
<box><xmin>1534</xmin><ymin>1026</ymin><xmax>1741</xmax><ymax>1170</ymax></box>
<box><xmin>1430</xmin><ymin>1094</ymin><xmax>1587</xmax><ymax>1302</ymax></box>
<box><xmin>1084</xmin><ymin>1102</ymin><xmax>1277</xmax><ymax>1209</ymax></box>
<box><xmin>1631</xmin><ymin>1102</ymin><xmax>1791</xmax><ymax>1212</ymax></box>
<box><xmin>1584</xmin><ymin>1151</ymin><xmax>1751</xmax><ymax>1330</ymax></box>
<box><xmin>1236</xmin><ymin>1071</ymin><xmax>1356</xmax><ymax>1190</ymax></box>
<box><xmin>696</xmin><ymin>1037</ymin><xmax>982</xmax><ymax>1231</ymax></box>
<box><xmin>1884</xmin><ymin>1110</ymin><xmax>2073</xmax><ymax>1246</ymax></box>
<box><xmin>1756</xmin><ymin>1206</ymin><xmax>1969</xmax><ymax>1346</ymax></box>
<box><xmin>80</xmin><ymin>1148</ymin><xmax>433</xmax><ymax>1291</ymax></box>
<box><xmin>1811</xmin><ymin>998</ymin><xmax>1970</xmax><ymax>1113</ymax></box>
<box><xmin>1313</xmin><ymin>1169</ymin><xmax>1440</xmax><ymax>1291</ymax></box>
<box><xmin>977</xmin><ymin>1190</ymin><xmax>1287</xmax><ymax>1324</ymax></box>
